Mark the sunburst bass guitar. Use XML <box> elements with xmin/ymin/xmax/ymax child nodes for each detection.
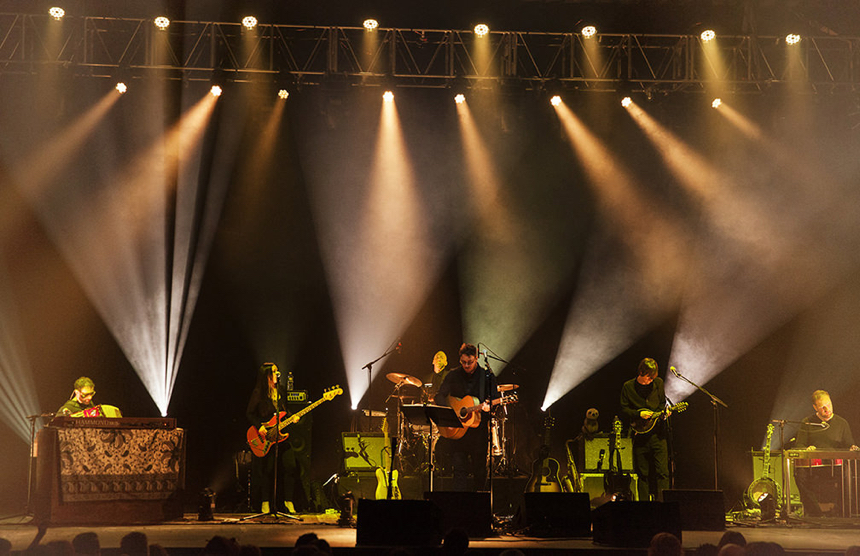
<box><xmin>247</xmin><ymin>386</ymin><xmax>342</xmax><ymax>457</ymax></box>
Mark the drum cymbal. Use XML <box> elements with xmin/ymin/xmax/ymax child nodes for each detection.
<box><xmin>497</xmin><ymin>384</ymin><xmax>519</xmax><ymax>392</ymax></box>
<box><xmin>386</xmin><ymin>372</ymin><xmax>422</xmax><ymax>388</ymax></box>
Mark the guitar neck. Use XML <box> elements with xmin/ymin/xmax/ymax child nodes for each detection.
<box><xmin>277</xmin><ymin>397</ymin><xmax>326</xmax><ymax>430</ymax></box>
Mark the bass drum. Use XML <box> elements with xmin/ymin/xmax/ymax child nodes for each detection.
<box><xmin>745</xmin><ymin>476</ymin><xmax>781</xmax><ymax>508</ymax></box>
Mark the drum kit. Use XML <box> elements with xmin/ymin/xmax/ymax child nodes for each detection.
<box><xmin>382</xmin><ymin>371</ymin><xmax>521</xmax><ymax>476</ymax></box>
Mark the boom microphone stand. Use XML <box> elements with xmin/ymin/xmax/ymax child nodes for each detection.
<box><xmin>669</xmin><ymin>366</ymin><xmax>727</xmax><ymax>490</ymax></box>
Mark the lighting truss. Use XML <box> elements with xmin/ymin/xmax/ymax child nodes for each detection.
<box><xmin>0</xmin><ymin>14</ymin><xmax>859</xmax><ymax>94</ymax></box>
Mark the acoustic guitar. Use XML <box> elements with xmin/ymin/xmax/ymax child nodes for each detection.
<box><xmin>524</xmin><ymin>415</ymin><xmax>563</xmax><ymax>493</ymax></box>
<box><xmin>246</xmin><ymin>385</ymin><xmax>342</xmax><ymax>457</ymax></box>
<box><xmin>437</xmin><ymin>394</ymin><xmax>518</xmax><ymax>439</ymax></box>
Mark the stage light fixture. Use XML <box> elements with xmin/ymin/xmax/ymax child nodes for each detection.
<box><xmin>115</xmin><ymin>82</ymin><xmax>128</xmax><ymax>94</ymax></box>
<box><xmin>210</xmin><ymin>85</ymin><xmax>223</xmax><ymax>97</ymax></box>
<box><xmin>382</xmin><ymin>90</ymin><xmax>394</xmax><ymax>102</ymax></box>
<box><xmin>550</xmin><ymin>95</ymin><xmax>562</xmax><ymax>106</ymax></box>
<box><xmin>621</xmin><ymin>96</ymin><xmax>632</xmax><ymax>108</ymax></box>
<box><xmin>474</xmin><ymin>24</ymin><xmax>490</xmax><ymax>37</ymax></box>
<box><xmin>701</xmin><ymin>29</ymin><xmax>716</xmax><ymax>42</ymax></box>
<box><xmin>581</xmin><ymin>26</ymin><xmax>597</xmax><ymax>38</ymax></box>
<box><xmin>786</xmin><ymin>33</ymin><xmax>801</xmax><ymax>45</ymax></box>
<box><xmin>454</xmin><ymin>93</ymin><xmax>466</xmax><ymax>104</ymax></box>
<box><xmin>277</xmin><ymin>89</ymin><xmax>289</xmax><ymax>100</ymax></box>
<box><xmin>154</xmin><ymin>16</ymin><xmax>170</xmax><ymax>30</ymax></box>
<box><xmin>364</xmin><ymin>19</ymin><xmax>379</xmax><ymax>31</ymax></box>
<box><xmin>711</xmin><ymin>98</ymin><xmax>722</xmax><ymax>108</ymax></box>
<box><xmin>49</xmin><ymin>7</ymin><xmax>65</xmax><ymax>20</ymax></box>
<box><xmin>242</xmin><ymin>16</ymin><xmax>258</xmax><ymax>30</ymax></box>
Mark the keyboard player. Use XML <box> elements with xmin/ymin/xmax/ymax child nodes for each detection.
<box><xmin>57</xmin><ymin>377</ymin><xmax>96</xmax><ymax>416</ymax></box>
<box><xmin>793</xmin><ymin>389</ymin><xmax>860</xmax><ymax>517</ymax></box>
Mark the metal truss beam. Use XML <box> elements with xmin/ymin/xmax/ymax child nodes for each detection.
<box><xmin>1</xmin><ymin>14</ymin><xmax>859</xmax><ymax>94</ymax></box>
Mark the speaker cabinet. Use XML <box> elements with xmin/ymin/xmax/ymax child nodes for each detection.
<box><xmin>592</xmin><ymin>501</ymin><xmax>681</xmax><ymax>547</ymax></box>
<box><xmin>580</xmin><ymin>472</ymin><xmax>639</xmax><ymax>506</ymax></box>
<box><xmin>425</xmin><ymin>491</ymin><xmax>492</xmax><ymax>538</ymax></box>
<box><xmin>342</xmin><ymin>432</ymin><xmax>390</xmax><ymax>471</ymax></box>
<box><xmin>583</xmin><ymin>436</ymin><xmax>634</xmax><ymax>472</ymax></box>
<box><xmin>662</xmin><ymin>489</ymin><xmax>725</xmax><ymax>531</ymax></box>
<box><xmin>356</xmin><ymin>499</ymin><xmax>442</xmax><ymax>546</ymax></box>
<box><xmin>524</xmin><ymin>492</ymin><xmax>591</xmax><ymax>537</ymax></box>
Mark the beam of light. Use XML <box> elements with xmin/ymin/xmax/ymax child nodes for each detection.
<box><xmin>12</xmin><ymin>91</ymin><xmax>219</xmax><ymax>416</ymax></box>
<box><xmin>455</xmin><ymin>98</ymin><xmax>588</xmax><ymax>382</ymax></box>
<box><xmin>625</xmin><ymin>100</ymin><xmax>860</xmax><ymax>405</ymax></box>
<box><xmin>0</xmin><ymin>253</ymin><xmax>40</xmax><ymax>443</ymax></box>
<box><xmin>543</xmin><ymin>101</ymin><xmax>687</xmax><ymax>409</ymax></box>
<box><xmin>700</xmin><ymin>32</ymin><xmax>727</xmax><ymax>99</ymax></box>
<box><xmin>714</xmin><ymin>102</ymin><xmax>763</xmax><ymax>141</ymax></box>
<box><xmin>314</xmin><ymin>96</ymin><xmax>447</xmax><ymax>408</ymax></box>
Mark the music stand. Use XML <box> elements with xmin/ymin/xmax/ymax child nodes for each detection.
<box><xmin>401</xmin><ymin>404</ymin><xmax>462</xmax><ymax>492</ymax></box>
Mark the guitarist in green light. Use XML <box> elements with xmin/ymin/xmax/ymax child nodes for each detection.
<box><xmin>620</xmin><ymin>357</ymin><xmax>672</xmax><ymax>502</ymax></box>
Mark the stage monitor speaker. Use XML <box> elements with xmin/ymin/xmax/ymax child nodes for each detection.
<box><xmin>356</xmin><ymin>499</ymin><xmax>442</xmax><ymax>546</ymax></box>
<box><xmin>592</xmin><ymin>501</ymin><xmax>681</xmax><ymax>547</ymax></box>
<box><xmin>425</xmin><ymin>491</ymin><xmax>492</xmax><ymax>538</ymax></box>
<box><xmin>342</xmin><ymin>432</ymin><xmax>390</xmax><ymax>471</ymax></box>
<box><xmin>583</xmin><ymin>436</ymin><xmax>634</xmax><ymax>472</ymax></box>
<box><xmin>662</xmin><ymin>489</ymin><xmax>725</xmax><ymax>531</ymax></box>
<box><xmin>524</xmin><ymin>492</ymin><xmax>591</xmax><ymax>537</ymax></box>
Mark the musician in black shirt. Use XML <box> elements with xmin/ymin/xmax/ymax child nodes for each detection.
<box><xmin>793</xmin><ymin>390</ymin><xmax>859</xmax><ymax>517</ymax></box>
<box><xmin>57</xmin><ymin>377</ymin><xmax>96</xmax><ymax>415</ymax></box>
<box><xmin>435</xmin><ymin>343</ymin><xmax>500</xmax><ymax>491</ymax></box>
<box><xmin>620</xmin><ymin>358</ymin><xmax>670</xmax><ymax>502</ymax></box>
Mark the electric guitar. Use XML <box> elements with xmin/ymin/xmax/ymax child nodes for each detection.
<box><xmin>525</xmin><ymin>415</ymin><xmax>563</xmax><ymax>493</ymax></box>
<box><xmin>631</xmin><ymin>402</ymin><xmax>688</xmax><ymax>434</ymax></box>
<box><xmin>437</xmin><ymin>393</ymin><xmax>518</xmax><ymax>439</ymax></box>
<box><xmin>246</xmin><ymin>385</ymin><xmax>342</xmax><ymax>457</ymax></box>
<box><xmin>375</xmin><ymin>467</ymin><xmax>401</xmax><ymax>500</ymax></box>
<box><xmin>603</xmin><ymin>417</ymin><xmax>633</xmax><ymax>500</ymax></box>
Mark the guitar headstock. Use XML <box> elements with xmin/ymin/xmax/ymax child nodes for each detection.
<box><xmin>324</xmin><ymin>385</ymin><xmax>343</xmax><ymax>400</ymax></box>
<box><xmin>766</xmin><ymin>423</ymin><xmax>774</xmax><ymax>435</ymax></box>
<box><xmin>502</xmin><ymin>393</ymin><xmax>518</xmax><ymax>405</ymax></box>
<box><xmin>613</xmin><ymin>416</ymin><xmax>622</xmax><ymax>435</ymax></box>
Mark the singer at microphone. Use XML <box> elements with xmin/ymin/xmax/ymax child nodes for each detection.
<box><xmin>792</xmin><ymin>389</ymin><xmax>859</xmax><ymax>517</ymax></box>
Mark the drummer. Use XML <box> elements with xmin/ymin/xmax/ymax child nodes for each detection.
<box><xmin>426</xmin><ymin>351</ymin><xmax>449</xmax><ymax>401</ymax></box>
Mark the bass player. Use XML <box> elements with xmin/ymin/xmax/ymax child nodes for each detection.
<box><xmin>246</xmin><ymin>362</ymin><xmax>303</xmax><ymax>514</ymax></box>
<box><xmin>620</xmin><ymin>357</ymin><xmax>671</xmax><ymax>502</ymax></box>
<box><xmin>434</xmin><ymin>343</ymin><xmax>500</xmax><ymax>491</ymax></box>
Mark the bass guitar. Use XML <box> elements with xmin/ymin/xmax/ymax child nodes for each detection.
<box><xmin>437</xmin><ymin>394</ymin><xmax>518</xmax><ymax>439</ymax></box>
<box><xmin>246</xmin><ymin>385</ymin><xmax>342</xmax><ymax>457</ymax></box>
<box><xmin>375</xmin><ymin>467</ymin><xmax>401</xmax><ymax>500</ymax></box>
<box><xmin>631</xmin><ymin>402</ymin><xmax>688</xmax><ymax>434</ymax></box>
<box><xmin>525</xmin><ymin>415</ymin><xmax>563</xmax><ymax>493</ymax></box>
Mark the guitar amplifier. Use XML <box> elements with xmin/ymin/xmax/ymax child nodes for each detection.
<box><xmin>342</xmin><ymin>432</ymin><xmax>390</xmax><ymax>471</ymax></box>
<box><xmin>583</xmin><ymin>436</ymin><xmax>634</xmax><ymax>472</ymax></box>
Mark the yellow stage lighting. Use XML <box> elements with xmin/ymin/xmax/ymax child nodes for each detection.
<box><xmin>711</xmin><ymin>98</ymin><xmax>722</xmax><ymax>108</ymax></box>
<box><xmin>474</xmin><ymin>24</ymin><xmax>490</xmax><ymax>37</ymax></box>
<box><xmin>785</xmin><ymin>34</ymin><xmax>801</xmax><ymax>45</ymax></box>
<box><xmin>550</xmin><ymin>95</ymin><xmax>562</xmax><ymax>106</ymax></box>
<box><xmin>701</xmin><ymin>29</ymin><xmax>716</xmax><ymax>42</ymax></box>
<box><xmin>210</xmin><ymin>85</ymin><xmax>223</xmax><ymax>97</ymax></box>
<box><xmin>581</xmin><ymin>26</ymin><xmax>597</xmax><ymax>38</ymax></box>
<box><xmin>364</xmin><ymin>19</ymin><xmax>379</xmax><ymax>31</ymax></box>
<box><xmin>154</xmin><ymin>16</ymin><xmax>170</xmax><ymax>30</ymax></box>
<box><xmin>383</xmin><ymin>90</ymin><xmax>394</xmax><ymax>102</ymax></box>
<box><xmin>277</xmin><ymin>89</ymin><xmax>289</xmax><ymax>100</ymax></box>
<box><xmin>242</xmin><ymin>16</ymin><xmax>258</xmax><ymax>30</ymax></box>
<box><xmin>621</xmin><ymin>96</ymin><xmax>632</xmax><ymax>108</ymax></box>
<box><xmin>115</xmin><ymin>82</ymin><xmax>128</xmax><ymax>94</ymax></box>
<box><xmin>49</xmin><ymin>7</ymin><xmax>65</xmax><ymax>20</ymax></box>
<box><xmin>454</xmin><ymin>93</ymin><xmax>466</xmax><ymax>104</ymax></box>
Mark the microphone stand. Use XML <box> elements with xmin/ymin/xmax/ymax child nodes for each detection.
<box><xmin>669</xmin><ymin>367</ymin><xmax>727</xmax><ymax>490</ymax></box>
<box><xmin>771</xmin><ymin>418</ymin><xmax>827</xmax><ymax>519</ymax></box>
<box><xmin>361</xmin><ymin>341</ymin><xmax>400</xmax><ymax>430</ymax></box>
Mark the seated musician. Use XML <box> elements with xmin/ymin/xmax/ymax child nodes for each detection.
<box><xmin>434</xmin><ymin>343</ymin><xmax>500</xmax><ymax>491</ymax></box>
<box><xmin>57</xmin><ymin>377</ymin><xmax>96</xmax><ymax>416</ymax></box>
<box><xmin>793</xmin><ymin>390</ymin><xmax>860</xmax><ymax>517</ymax></box>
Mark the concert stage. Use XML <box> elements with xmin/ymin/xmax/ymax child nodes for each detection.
<box><xmin>2</xmin><ymin>512</ymin><xmax>860</xmax><ymax>555</ymax></box>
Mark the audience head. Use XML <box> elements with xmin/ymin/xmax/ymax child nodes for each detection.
<box><xmin>694</xmin><ymin>544</ymin><xmax>719</xmax><ymax>556</ymax></box>
<box><xmin>499</xmin><ymin>550</ymin><xmax>527</xmax><ymax>556</ymax></box>
<box><xmin>441</xmin><ymin>528</ymin><xmax>469</xmax><ymax>556</ymax></box>
<box><xmin>0</xmin><ymin>538</ymin><xmax>12</xmax><ymax>556</ymax></box>
<box><xmin>718</xmin><ymin>544</ymin><xmax>745</xmax><ymax>556</ymax></box>
<box><xmin>745</xmin><ymin>542</ymin><xmax>786</xmax><ymax>556</ymax></box>
<box><xmin>120</xmin><ymin>533</ymin><xmax>148</xmax><ymax>556</ymax></box>
<box><xmin>718</xmin><ymin>531</ymin><xmax>747</xmax><ymax>548</ymax></box>
<box><xmin>200</xmin><ymin>537</ymin><xmax>238</xmax><ymax>556</ymax></box>
<box><xmin>148</xmin><ymin>545</ymin><xmax>169</xmax><ymax>556</ymax></box>
<box><xmin>846</xmin><ymin>547</ymin><xmax>860</xmax><ymax>556</ymax></box>
<box><xmin>648</xmin><ymin>532</ymin><xmax>682</xmax><ymax>556</ymax></box>
<box><xmin>72</xmin><ymin>533</ymin><xmax>100</xmax><ymax>556</ymax></box>
<box><xmin>294</xmin><ymin>534</ymin><xmax>319</xmax><ymax>548</ymax></box>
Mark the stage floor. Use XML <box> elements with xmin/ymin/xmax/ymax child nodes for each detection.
<box><xmin>2</xmin><ymin>513</ymin><xmax>860</xmax><ymax>555</ymax></box>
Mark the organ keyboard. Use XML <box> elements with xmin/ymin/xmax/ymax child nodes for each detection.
<box><xmin>49</xmin><ymin>416</ymin><xmax>177</xmax><ymax>429</ymax></box>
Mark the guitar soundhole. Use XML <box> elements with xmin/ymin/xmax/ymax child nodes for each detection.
<box><xmin>459</xmin><ymin>408</ymin><xmax>468</xmax><ymax>418</ymax></box>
